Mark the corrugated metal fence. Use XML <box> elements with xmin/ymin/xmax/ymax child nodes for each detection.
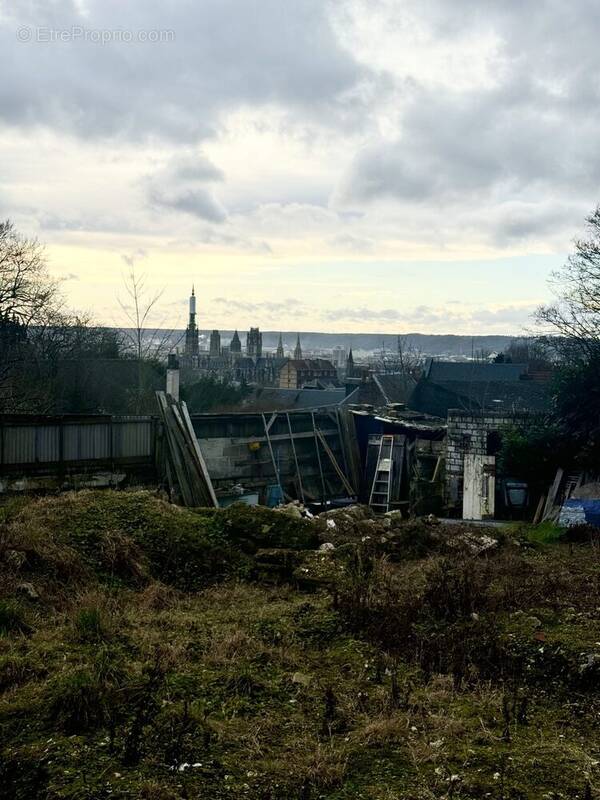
<box><xmin>0</xmin><ymin>415</ymin><xmax>155</xmax><ymax>468</ymax></box>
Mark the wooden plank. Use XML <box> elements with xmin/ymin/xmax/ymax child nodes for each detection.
<box><xmin>165</xmin><ymin>400</ymin><xmax>200</xmax><ymax>506</ymax></box>
<box><xmin>311</xmin><ymin>412</ymin><xmax>326</xmax><ymax>504</ymax></box>
<box><xmin>262</xmin><ymin>413</ymin><xmax>283</xmax><ymax>499</ymax></box>
<box><xmin>224</xmin><ymin>428</ymin><xmax>338</xmax><ymax>446</ymax></box>
<box><xmin>337</xmin><ymin>410</ymin><xmax>362</xmax><ymax>498</ymax></box>
<box><xmin>180</xmin><ymin>401</ymin><xmax>218</xmax><ymax>507</ymax></box>
<box><xmin>333</xmin><ymin>410</ymin><xmax>350</xmax><ymax>478</ymax></box>
<box><xmin>265</xmin><ymin>412</ymin><xmax>278</xmax><ymax>433</ymax></box>
<box><xmin>431</xmin><ymin>455</ymin><xmax>443</xmax><ymax>484</ymax></box>
<box><xmin>171</xmin><ymin>400</ymin><xmax>216</xmax><ymax>507</ymax></box>
<box><xmin>542</xmin><ymin>467</ymin><xmax>564</xmax><ymax>521</ymax></box>
<box><xmin>315</xmin><ymin>427</ymin><xmax>355</xmax><ymax>496</ymax></box>
<box><xmin>533</xmin><ymin>493</ymin><xmax>546</xmax><ymax>525</ymax></box>
<box><xmin>156</xmin><ymin>392</ymin><xmax>194</xmax><ymax>507</ymax></box>
<box><xmin>286</xmin><ymin>412</ymin><xmax>305</xmax><ymax>504</ymax></box>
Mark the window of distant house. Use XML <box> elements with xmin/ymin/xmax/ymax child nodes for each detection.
<box><xmin>486</xmin><ymin>430</ymin><xmax>503</xmax><ymax>456</ymax></box>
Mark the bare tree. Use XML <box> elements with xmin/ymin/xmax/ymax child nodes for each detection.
<box><xmin>396</xmin><ymin>335</ymin><xmax>423</xmax><ymax>378</ymax></box>
<box><xmin>536</xmin><ymin>205</ymin><xmax>600</xmax><ymax>359</ymax></box>
<box><xmin>474</xmin><ymin>347</ymin><xmax>492</xmax><ymax>363</ymax></box>
<box><xmin>117</xmin><ymin>266</ymin><xmax>181</xmax><ymax>361</ymax></box>
<box><xmin>117</xmin><ymin>266</ymin><xmax>183</xmax><ymax>412</ymax></box>
<box><xmin>0</xmin><ymin>220</ymin><xmax>63</xmax><ymax>410</ymax></box>
<box><xmin>0</xmin><ymin>220</ymin><xmax>129</xmax><ymax>412</ymax></box>
<box><xmin>0</xmin><ymin>220</ymin><xmax>59</xmax><ymax>326</ymax></box>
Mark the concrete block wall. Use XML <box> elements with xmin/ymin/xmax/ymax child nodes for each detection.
<box><xmin>445</xmin><ymin>410</ymin><xmax>521</xmax><ymax>507</ymax></box>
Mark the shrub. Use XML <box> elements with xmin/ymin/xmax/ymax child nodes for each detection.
<box><xmin>71</xmin><ymin>593</ymin><xmax>116</xmax><ymax>643</ymax></box>
<box><xmin>46</xmin><ymin>668</ymin><xmax>110</xmax><ymax>734</ymax></box>
<box><xmin>0</xmin><ymin>654</ymin><xmax>42</xmax><ymax>692</ymax></box>
<box><xmin>150</xmin><ymin>700</ymin><xmax>209</xmax><ymax>769</ymax></box>
<box><xmin>0</xmin><ymin>600</ymin><xmax>30</xmax><ymax>636</ymax></box>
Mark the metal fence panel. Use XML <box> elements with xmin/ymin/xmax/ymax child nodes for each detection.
<box><xmin>113</xmin><ymin>419</ymin><xmax>153</xmax><ymax>458</ymax></box>
<box><xmin>1</xmin><ymin>416</ymin><xmax>155</xmax><ymax>466</ymax></box>
<box><xmin>62</xmin><ymin>423</ymin><xmax>111</xmax><ymax>461</ymax></box>
<box><xmin>2</xmin><ymin>425</ymin><xmax>60</xmax><ymax>464</ymax></box>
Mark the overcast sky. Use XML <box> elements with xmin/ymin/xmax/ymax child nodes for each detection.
<box><xmin>1</xmin><ymin>0</ymin><xmax>597</xmax><ymax>334</ymax></box>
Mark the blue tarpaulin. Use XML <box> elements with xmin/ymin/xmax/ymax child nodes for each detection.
<box><xmin>559</xmin><ymin>498</ymin><xmax>600</xmax><ymax>527</ymax></box>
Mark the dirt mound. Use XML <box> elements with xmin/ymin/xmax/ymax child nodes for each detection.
<box><xmin>0</xmin><ymin>491</ymin><xmax>317</xmax><ymax>599</ymax></box>
<box><xmin>312</xmin><ymin>505</ymin><xmax>502</xmax><ymax>559</ymax></box>
<box><xmin>313</xmin><ymin>505</ymin><xmax>380</xmax><ymax>545</ymax></box>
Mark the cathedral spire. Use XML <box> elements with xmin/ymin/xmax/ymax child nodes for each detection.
<box><xmin>276</xmin><ymin>332</ymin><xmax>284</xmax><ymax>358</ymax></box>
<box><xmin>184</xmin><ymin>285</ymin><xmax>199</xmax><ymax>358</ymax></box>
<box><xmin>346</xmin><ymin>346</ymin><xmax>354</xmax><ymax>377</ymax></box>
<box><xmin>293</xmin><ymin>333</ymin><xmax>302</xmax><ymax>360</ymax></box>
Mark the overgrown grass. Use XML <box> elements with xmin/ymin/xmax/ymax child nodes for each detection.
<box><xmin>507</xmin><ymin>519</ymin><xmax>565</xmax><ymax>544</ymax></box>
<box><xmin>0</xmin><ymin>600</ymin><xmax>29</xmax><ymax>636</ymax></box>
<box><xmin>1</xmin><ymin>491</ymin><xmax>600</xmax><ymax>798</ymax></box>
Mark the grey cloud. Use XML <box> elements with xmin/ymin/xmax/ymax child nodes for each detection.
<box><xmin>328</xmin><ymin>233</ymin><xmax>374</xmax><ymax>252</ymax></box>
<box><xmin>335</xmin><ymin>0</ymin><xmax>600</xmax><ymax>243</ymax></box>
<box><xmin>212</xmin><ymin>297</ymin><xmax>305</xmax><ymax>317</ymax></box>
<box><xmin>490</xmin><ymin>202</ymin><xmax>586</xmax><ymax>246</ymax></box>
<box><xmin>163</xmin><ymin>154</ymin><xmax>224</xmax><ymax>184</ymax></box>
<box><xmin>321</xmin><ymin>303</ymin><xmax>536</xmax><ymax>331</ymax></box>
<box><xmin>145</xmin><ymin>152</ymin><xmax>227</xmax><ymax>222</ymax></box>
<box><xmin>149</xmin><ymin>186</ymin><xmax>227</xmax><ymax>223</ymax></box>
<box><xmin>35</xmin><ymin>211</ymin><xmax>136</xmax><ymax>234</ymax></box>
<box><xmin>1</xmin><ymin>0</ymin><xmax>375</xmax><ymax>142</ymax></box>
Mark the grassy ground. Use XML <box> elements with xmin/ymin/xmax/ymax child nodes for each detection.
<box><xmin>1</xmin><ymin>492</ymin><xmax>600</xmax><ymax>799</ymax></box>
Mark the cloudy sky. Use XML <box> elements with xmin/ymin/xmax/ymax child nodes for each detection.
<box><xmin>1</xmin><ymin>0</ymin><xmax>597</xmax><ymax>334</ymax></box>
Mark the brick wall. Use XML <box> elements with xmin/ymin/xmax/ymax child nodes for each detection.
<box><xmin>445</xmin><ymin>409</ymin><xmax>523</xmax><ymax>507</ymax></box>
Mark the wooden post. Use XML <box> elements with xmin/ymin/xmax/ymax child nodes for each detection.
<box><xmin>262</xmin><ymin>412</ymin><xmax>283</xmax><ymax>499</ymax></box>
<box><xmin>542</xmin><ymin>467</ymin><xmax>564</xmax><ymax>521</ymax></box>
<box><xmin>311</xmin><ymin>412</ymin><xmax>326</xmax><ymax>505</ymax></box>
<box><xmin>180</xmin><ymin>402</ymin><xmax>218</xmax><ymax>507</ymax></box>
<box><xmin>156</xmin><ymin>393</ymin><xmax>194</xmax><ymax>506</ymax></box>
<box><xmin>533</xmin><ymin>493</ymin><xmax>546</xmax><ymax>525</ymax></box>
<box><xmin>315</xmin><ymin>426</ymin><xmax>355</xmax><ymax>496</ymax></box>
<box><xmin>286</xmin><ymin>412</ymin><xmax>305</xmax><ymax>504</ymax></box>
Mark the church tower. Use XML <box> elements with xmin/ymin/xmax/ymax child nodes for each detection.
<box><xmin>293</xmin><ymin>333</ymin><xmax>302</xmax><ymax>360</ymax></box>
<box><xmin>276</xmin><ymin>333</ymin><xmax>284</xmax><ymax>358</ymax></box>
<box><xmin>346</xmin><ymin>347</ymin><xmax>354</xmax><ymax>377</ymax></box>
<box><xmin>209</xmin><ymin>329</ymin><xmax>221</xmax><ymax>357</ymax></box>
<box><xmin>247</xmin><ymin>327</ymin><xmax>262</xmax><ymax>359</ymax></box>
<box><xmin>184</xmin><ymin>286</ymin><xmax>199</xmax><ymax>358</ymax></box>
<box><xmin>230</xmin><ymin>329</ymin><xmax>242</xmax><ymax>359</ymax></box>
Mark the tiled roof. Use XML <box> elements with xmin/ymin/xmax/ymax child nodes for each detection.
<box><xmin>410</xmin><ymin>377</ymin><xmax>553</xmax><ymax>417</ymax></box>
<box><xmin>207</xmin><ymin>387</ymin><xmax>347</xmax><ymax>413</ymax></box>
<box><xmin>285</xmin><ymin>358</ymin><xmax>336</xmax><ymax>370</ymax></box>
<box><xmin>425</xmin><ymin>360</ymin><xmax>528</xmax><ymax>382</ymax></box>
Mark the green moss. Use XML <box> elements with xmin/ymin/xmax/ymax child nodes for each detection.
<box><xmin>507</xmin><ymin>519</ymin><xmax>565</xmax><ymax>544</ymax></box>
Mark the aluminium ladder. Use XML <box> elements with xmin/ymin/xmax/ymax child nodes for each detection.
<box><xmin>368</xmin><ymin>434</ymin><xmax>394</xmax><ymax>513</ymax></box>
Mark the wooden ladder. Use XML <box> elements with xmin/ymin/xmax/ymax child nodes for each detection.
<box><xmin>369</xmin><ymin>435</ymin><xmax>394</xmax><ymax>513</ymax></box>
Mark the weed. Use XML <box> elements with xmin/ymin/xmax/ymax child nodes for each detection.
<box><xmin>72</xmin><ymin>599</ymin><xmax>112</xmax><ymax>643</ymax></box>
<box><xmin>46</xmin><ymin>668</ymin><xmax>110</xmax><ymax>734</ymax></box>
<box><xmin>0</xmin><ymin>654</ymin><xmax>42</xmax><ymax>692</ymax></box>
<box><xmin>0</xmin><ymin>600</ymin><xmax>30</xmax><ymax>636</ymax></box>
